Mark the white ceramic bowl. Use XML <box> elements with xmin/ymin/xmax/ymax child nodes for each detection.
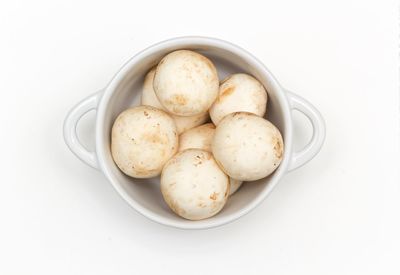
<box><xmin>64</xmin><ymin>36</ymin><xmax>325</xmax><ymax>229</ymax></box>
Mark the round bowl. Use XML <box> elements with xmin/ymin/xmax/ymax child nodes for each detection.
<box><xmin>64</xmin><ymin>36</ymin><xmax>325</xmax><ymax>229</ymax></box>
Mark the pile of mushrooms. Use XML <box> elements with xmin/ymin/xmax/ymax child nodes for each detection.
<box><xmin>111</xmin><ymin>50</ymin><xmax>284</xmax><ymax>220</ymax></box>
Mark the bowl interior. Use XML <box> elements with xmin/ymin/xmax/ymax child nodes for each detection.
<box><xmin>98</xmin><ymin>39</ymin><xmax>291</xmax><ymax>228</ymax></box>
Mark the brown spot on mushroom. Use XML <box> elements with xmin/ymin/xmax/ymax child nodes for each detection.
<box><xmin>220</xmin><ymin>86</ymin><xmax>235</xmax><ymax>99</ymax></box>
<box><xmin>171</xmin><ymin>94</ymin><xmax>188</xmax><ymax>106</ymax></box>
<box><xmin>273</xmin><ymin>137</ymin><xmax>283</xmax><ymax>159</ymax></box>
<box><xmin>193</xmin><ymin>154</ymin><xmax>203</xmax><ymax>166</ymax></box>
<box><xmin>209</xmin><ymin>192</ymin><xmax>219</xmax><ymax>200</ymax></box>
<box><xmin>198</xmin><ymin>202</ymin><xmax>207</xmax><ymax>208</ymax></box>
<box><xmin>141</xmin><ymin>132</ymin><xmax>168</xmax><ymax>145</ymax></box>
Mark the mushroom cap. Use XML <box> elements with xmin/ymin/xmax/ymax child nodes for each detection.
<box><xmin>141</xmin><ymin>67</ymin><xmax>166</xmax><ymax>111</ymax></box>
<box><xmin>229</xmin><ymin>178</ymin><xmax>243</xmax><ymax>195</ymax></box>
<box><xmin>153</xmin><ymin>50</ymin><xmax>219</xmax><ymax>116</ymax></box>
<box><xmin>111</xmin><ymin>106</ymin><xmax>178</xmax><ymax>178</ymax></box>
<box><xmin>141</xmin><ymin>67</ymin><xmax>209</xmax><ymax>134</ymax></box>
<box><xmin>178</xmin><ymin>123</ymin><xmax>243</xmax><ymax>196</ymax></box>
<box><xmin>210</xmin><ymin>73</ymin><xmax>268</xmax><ymax>125</ymax></box>
<box><xmin>212</xmin><ymin>112</ymin><xmax>284</xmax><ymax>181</ymax></box>
<box><xmin>173</xmin><ymin>113</ymin><xmax>209</xmax><ymax>134</ymax></box>
<box><xmin>161</xmin><ymin>149</ymin><xmax>229</xmax><ymax>220</ymax></box>
<box><xmin>178</xmin><ymin>123</ymin><xmax>216</xmax><ymax>152</ymax></box>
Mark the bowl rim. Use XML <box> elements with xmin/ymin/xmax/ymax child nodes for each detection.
<box><xmin>95</xmin><ymin>36</ymin><xmax>293</xmax><ymax>229</ymax></box>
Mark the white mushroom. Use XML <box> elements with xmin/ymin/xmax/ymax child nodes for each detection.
<box><xmin>111</xmin><ymin>106</ymin><xmax>178</xmax><ymax>178</ymax></box>
<box><xmin>209</xmin><ymin>73</ymin><xmax>268</xmax><ymax>125</ymax></box>
<box><xmin>153</xmin><ymin>50</ymin><xmax>219</xmax><ymax>116</ymax></box>
<box><xmin>173</xmin><ymin>113</ymin><xmax>209</xmax><ymax>134</ymax></box>
<box><xmin>229</xmin><ymin>178</ymin><xmax>243</xmax><ymax>196</ymax></box>
<box><xmin>141</xmin><ymin>67</ymin><xmax>165</xmax><ymax>110</ymax></box>
<box><xmin>141</xmin><ymin>67</ymin><xmax>209</xmax><ymax>134</ymax></box>
<box><xmin>178</xmin><ymin>123</ymin><xmax>243</xmax><ymax>195</ymax></box>
<box><xmin>161</xmin><ymin>149</ymin><xmax>229</xmax><ymax>220</ymax></box>
<box><xmin>212</xmin><ymin>112</ymin><xmax>284</xmax><ymax>181</ymax></box>
<box><xmin>178</xmin><ymin>123</ymin><xmax>216</xmax><ymax>152</ymax></box>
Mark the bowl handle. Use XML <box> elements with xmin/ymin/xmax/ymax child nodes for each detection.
<box><xmin>285</xmin><ymin>90</ymin><xmax>326</xmax><ymax>172</ymax></box>
<box><xmin>63</xmin><ymin>90</ymin><xmax>103</xmax><ymax>169</ymax></box>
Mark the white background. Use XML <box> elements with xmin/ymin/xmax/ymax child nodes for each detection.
<box><xmin>0</xmin><ymin>0</ymin><xmax>399</xmax><ymax>274</ymax></box>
